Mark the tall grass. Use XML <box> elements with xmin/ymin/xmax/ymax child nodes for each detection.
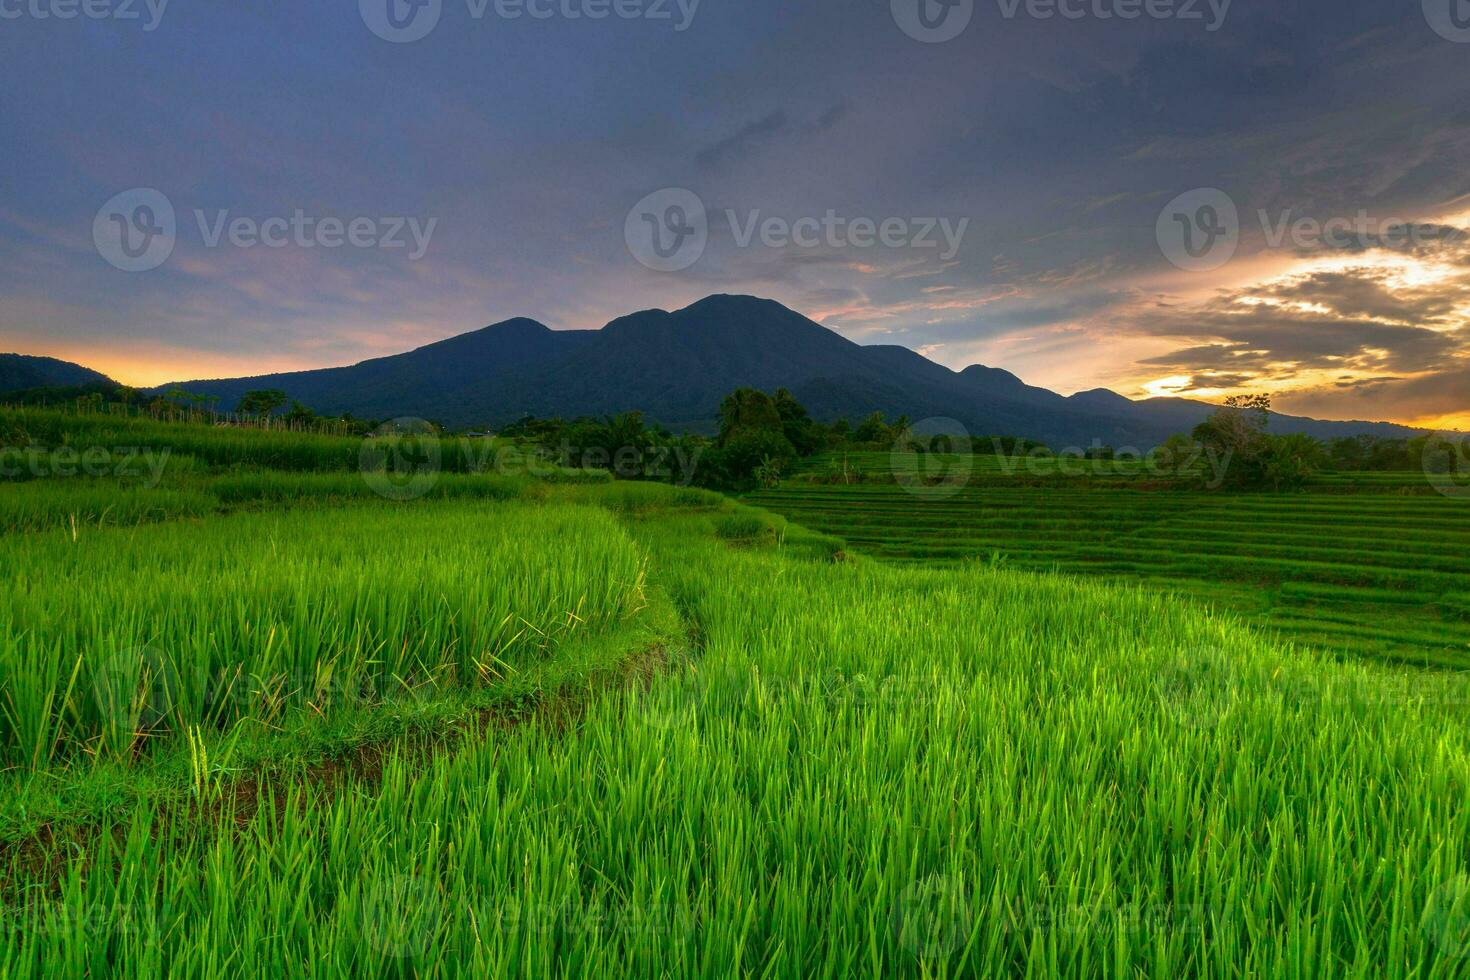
<box><xmin>208</xmin><ymin>470</ymin><xmax>541</xmax><ymax>505</ymax></box>
<box><xmin>2</xmin><ymin>508</ymin><xmax>1468</xmax><ymax>975</ymax></box>
<box><xmin>1</xmin><ymin>408</ymin><xmax>369</xmax><ymax>472</ymax></box>
<box><xmin>748</xmin><ymin>481</ymin><xmax>1470</xmax><ymax>665</ymax></box>
<box><xmin>3</xmin><ymin>419</ymin><xmax>1469</xmax><ymax>976</ymax></box>
<box><xmin>0</xmin><ymin>502</ymin><xmax>647</xmax><ymax>769</ymax></box>
<box><xmin>0</xmin><ymin>482</ymin><xmax>218</xmax><ymax>533</ymax></box>
<box><xmin>0</xmin><ymin>407</ymin><xmax>567</xmax><ymax>476</ymax></box>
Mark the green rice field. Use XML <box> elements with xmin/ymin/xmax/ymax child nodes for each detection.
<box><xmin>747</xmin><ymin>453</ymin><xmax>1470</xmax><ymax>668</ymax></box>
<box><xmin>2</xmin><ymin>412</ymin><xmax>1469</xmax><ymax>976</ymax></box>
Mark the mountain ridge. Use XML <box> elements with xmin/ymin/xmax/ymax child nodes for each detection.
<box><xmin>63</xmin><ymin>295</ymin><xmax>1433</xmax><ymax>446</ymax></box>
<box><xmin>0</xmin><ymin>353</ymin><xmax>115</xmax><ymax>396</ymax></box>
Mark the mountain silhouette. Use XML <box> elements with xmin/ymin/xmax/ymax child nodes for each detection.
<box><xmin>0</xmin><ymin>353</ymin><xmax>114</xmax><ymax>396</ymax></box>
<box><xmin>152</xmin><ymin>294</ymin><xmax>1422</xmax><ymax>447</ymax></box>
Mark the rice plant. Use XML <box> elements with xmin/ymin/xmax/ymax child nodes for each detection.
<box><xmin>0</xmin><ymin>502</ymin><xmax>647</xmax><ymax>769</ymax></box>
<box><xmin>1</xmin><ymin>503</ymin><xmax>1468</xmax><ymax>976</ymax></box>
<box><xmin>3</xmin><ymin>418</ymin><xmax>1468</xmax><ymax>977</ymax></box>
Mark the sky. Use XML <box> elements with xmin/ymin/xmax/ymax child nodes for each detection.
<box><xmin>2</xmin><ymin>0</ymin><xmax>1468</xmax><ymax>429</ymax></box>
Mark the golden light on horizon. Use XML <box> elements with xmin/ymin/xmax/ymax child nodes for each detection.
<box><xmin>1414</xmin><ymin>412</ymin><xmax>1470</xmax><ymax>433</ymax></box>
<box><xmin>1141</xmin><ymin>375</ymin><xmax>1197</xmax><ymax>398</ymax></box>
<box><xmin>1096</xmin><ymin>200</ymin><xmax>1470</xmax><ymax>425</ymax></box>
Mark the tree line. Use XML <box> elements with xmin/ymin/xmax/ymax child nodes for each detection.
<box><xmin>1179</xmin><ymin>394</ymin><xmax>1463</xmax><ymax>490</ymax></box>
<box><xmin>7</xmin><ymin>381</ymin><xmax>1462</xmax><ymax>492</ymax></box>
<box><xmin>1</xmin><ymin>383</ymin><xmax>381</xmax><ymax>436</ymax></box>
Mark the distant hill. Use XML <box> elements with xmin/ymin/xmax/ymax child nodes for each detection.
<box><xmin>0</xmin><ymin>354</ymin><xmax>114</xmax><ymax>397</ymax></box>
<box><xmin>155</xmin><ymin>294</ymin><xmax>1423</xmax><ymax>447</ymax></box>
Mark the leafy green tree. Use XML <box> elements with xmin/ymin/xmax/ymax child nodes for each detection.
<box><xmin>852</xmin><ymin>412</ymin><xmax>891</xmax><ymax>446</ymax></box>
<box><xmin>1414</xmin><ymin>434</ymin><xmax>1470</xmax><ymax>476</ymax></box>
<box><xmin>562</xmin><ymin>412</ymin><xmax>654</xmax><ymax>478</ymax></box>
<box><xmin>706</xmin><ymin>429</ymin><xmax>795</xmax><ymax>488</ymax></box>
<box><xmin>238</xmin><ymin>389</ymin><xmax>288</xmax><ymax>420</ymax></box>
<box><xmin>754</xmin><ymin>454</ymin><xmax>784</xmax><ymax>489</ymax></box>
<box><xmin>1154</xmin><ymin>434</ymin><xmax>1199</xmax><ymax>473</ymax></box>
<box><xmin>1194</xmin><ymin>394</ymin><xmax>1269</xmax><ymax>453</ymax></box>
<box><xmin>1192</xmin><ymin>395</ymin><xmax>1325</xmax><ymax>490</ymax></box>
<box><xmin>284</xmin><ymin>401</ymin><xmax>319</xmax><ymax>429</ymax></box>
<box><xmin>1259</xmin><ymin>433</ymin><xmax>1327</xmax><ymax>490</ymax></box>
<box><xmin>719</xmin><ymin>389</ymin><xmax>784</xmax><ymax>443</ymax></box>
<box><xmin>773</xmin><ymin>388</ymin><xmax>821</xmax><ymax>456</ymax></box>
<box><xmin>703</xmin><ymin>388</ymin><xmax>807</xmax><ymax>488</ymax></box>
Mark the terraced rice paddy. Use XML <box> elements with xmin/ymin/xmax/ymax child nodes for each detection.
<box><xmin>748</xmin><ymin>454</ymin><xmax>1470</xmax><ymax>667</ymax></box>
<box><xmin>5</xmin><ymin>416</ymin><xmax>1470</xmax><ymax>976</ymax></box>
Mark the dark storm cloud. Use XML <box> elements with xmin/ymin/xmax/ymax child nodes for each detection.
<box><xmin>948</xmin><ymin>291</ymin><xmax>1128</xmax><ymax>336</ymax></box>
<box><xmin>1188</xmin><ymin>372</ymin><xmax>1258</xmax><ymax>390</ymax></box>
<box><xmin>1135</xmin><ymin>302</ymin><xmax>1459</xmax><ymax>374</ymax></box>
<box><xmin>0</xmin><ymin>0</ymin><xmax>1467</xmax><ymax>423</ymax></box>
<box><xmin>1297</xmin><ymin>223</ymin><xmax>1470</xmax><ymax>259</ymax></box>
<box><xmin>693</xmin><ymin>112</ymin><xmax>790</xmax><ymax>173</ymax></box>
<box><xmin>1117</xmin><ymin>251</ymin><xmax>1468</xmax><ymax>430</ymax></box>
<box><xmin>1331</xmin><ymin>376</ymin><xmax>1405</xmax><ymax>391</ymax></box>
<box><xmin>692</xmin><ymin>101</ymin><xmax>854</xmax><ymax>174</ymax></box>
<box><xmin>1126</xmin><ymin>218</ymin><xmax>1470</xmax><ymax>390</ymax></box>
<box><xmin>813</xmin><ymin>102</ymin><xmax>850</xmax><ymax>132</ymax></box>
<box><xmin>1260</xmin><ymin>271</ymin><xmax>1469</xmax><ymax>324</ymax></box>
